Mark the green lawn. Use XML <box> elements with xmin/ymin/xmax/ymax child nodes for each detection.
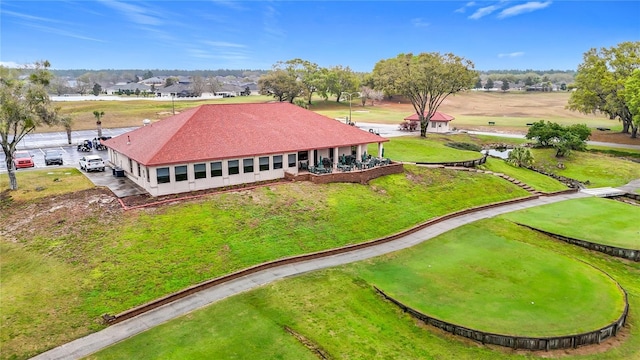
<box><xmin>480</xmin><ymin>157</ymin><xmax>568</xmax><ymax>192</ymax></box>
<box><xmin>501</xmin><ymin>197</ymin><xmax>640</xmax><ymax>249</ymax></box>
<box><xmin>354</xmin><ymin>219</ymin><xmax>625</xmax><ymax>336</ymax></box>
<box><xmin>92</xmin><ymin>219</ymin><xmax>636</xmax><ymax>360</ymax></box>
<box><xmin>1</xmin><ymin>167</ymin><xmax>530</xmax><ymax>359</ymax></box>
<box><xmin>530</xmin><ymin>148</ymin><xmax>640</xmax><ymax>188</ymax></box>
<box><xmin>368</xmin><ymin>135</ymin><xmax>483</xmax><ymax>162</ymax></box>
<box><xmin>0</xmin><ymin>168</ymin><xmax>94</xmax><ymax>201</ymax></box>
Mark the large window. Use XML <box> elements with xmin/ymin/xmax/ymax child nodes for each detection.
<box><xmin>228</xmin><ymin>160</ymin><xmax>239</xmax><ymax>175</ymax></box>
<box><xmin>175</xmin><ymin>165</ymin><xmax>188</xmax><ymax>182</ymax></box>
<box><xmin>288</xmin><ymin>154</ymin><xmax>296</xmax><ymax>167</ymax></box>
<box><xmin>194</xmin><ymin>163</ymin><xmax>206</xmax><ymax>179</ymax></box>
<box><xmin>243</xmin><ymin>158</ymin><xmax>254</xmax><ymax>173</ymax></box>
<box><xmin>156</xmin><ymin>167</ymin><xmax>170</xmax><ymax>184</ymax></box>
<box><xmin>259</xmin><ymin>156</ymin><xmax>270</xmax><ymax>171</ymax></box>
<box><xmin>211</xmin><ymin>161</ymin><xmax>222</xmax><ymax>177</ymax></box>
<box><xmin>273</xmin><ymin>155</ymin><xmax>283</xmax><ymax>169</ymax></box>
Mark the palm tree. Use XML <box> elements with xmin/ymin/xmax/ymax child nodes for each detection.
<box><xmin>507</xmin><ymin>147</ymin><xmax>534</xmax><ymax>167</ymax></box>
<box><xmin>93</xmin><ymin>110</ymin><xmax>105</xmax><ymax>138</ymax></box>
<box><xmin>60</xmin><ymin>115</ymin><xmax>74</xmax><ymax>144</ymax></box>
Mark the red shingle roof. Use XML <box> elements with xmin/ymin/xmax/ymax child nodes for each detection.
<box><xmin>104</xmin><ymin>103</ymin><xmax>388</xmax><ymax>166</ymax></box>
<box><xmin>404</xmin><ymin>111</ymin><xmax>455</xmax><ymax>122</ymax></box>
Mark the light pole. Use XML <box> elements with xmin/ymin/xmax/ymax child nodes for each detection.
<box><xmin>341</xmin><ymin>92</ymin><xmax>356</xmax><ymax>124</ymax></box>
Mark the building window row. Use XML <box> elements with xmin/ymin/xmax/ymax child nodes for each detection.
<box><xmin>155</xmin><ymin>153</ymin><xmax>297</xmax><ymax>184</ymax></box>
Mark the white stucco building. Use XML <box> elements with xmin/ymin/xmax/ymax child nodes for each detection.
<box><xmin>103</xmin><ymin>103</ymin><xmax>388</xmax><ymax>197</ymax></box>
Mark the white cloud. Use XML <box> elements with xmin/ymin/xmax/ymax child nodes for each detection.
<box><xmin>2</xmin><ymin>10</ymin><xmax>64</xmax><ymax>24</ymax></box>
<box><xmin>262</xmin><ymin>5</ymin><xmax>284</xmax><ymax>38</ymax></box>
<box><xmin>202</xmin><ymin>41</ymin><xmax>247</xmax><ymax>48</ymax></box>
<box><xmin>498</xmin><ymin>52</ymin><xmax>525</xmax><ymax>58</ymax></box>
<box><xmin>455</xmin><ymin>1</ymin><xmax>476</xmax><ymax>14</ymax></box>
<box><xmin>210</xmin><ymin>0</ymin><xmax>248</xmax><ymax>11</ymax></box>
<box><xmin>498</xmin><ymin>1</ymin><xmax>552</xmax><ymax>19</ymax></box>
<box><xmin>469</xmin><ymin>4</ymin><xmax>501</xmax><ymax>20</ymax></box>
<box><xmin>98</xmin><ymin>0</ymin><xmax>163</xmax><ymax>26</ymax></box>
<box><xmin>411</xmin><ymin>18</ymin><xmax>430</xmax><ymax>28</ymax></box>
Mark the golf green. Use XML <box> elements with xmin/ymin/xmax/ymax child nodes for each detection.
<box><xmin>355</xmin><ymin>219</ymin><xmax>626</xmax><ymax>337</ymax></box>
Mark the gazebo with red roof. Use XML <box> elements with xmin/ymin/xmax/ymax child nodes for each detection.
<box><xmin>403</xmin><ymin>111</ymin><xmax>455</xmax><ymax>133</ymax></box>
<box><xmin>103</xmin><ymin>102</ymin><xmax>389</xmax><ymax>197</ymax></box>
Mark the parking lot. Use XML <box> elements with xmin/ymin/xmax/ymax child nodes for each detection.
<box><xmin>0</xmin><ymin>145</ymin><xmax>106</xmax><ymax>172</ymax></box>
<box><xmin>0</xmin><ymin>127</ymin><xmax>137</xmax><ymax>173</ymax></box>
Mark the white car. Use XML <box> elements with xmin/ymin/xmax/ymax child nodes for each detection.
<box><xmin>79</xmin><ymin>155</ymin><xmax>105</xmax><ymax>172</ymax></box>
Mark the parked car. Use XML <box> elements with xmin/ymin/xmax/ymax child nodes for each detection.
<box><xmin>79</xmin><ymin>155</ymin><xmax>105</xmax><ymax>172</ymax></box>
<box><xmin>13</xmin><ymin>151</ymin><xmax>34</xmax><ymax>169</ymax></box>
<box><xmin>44</xmin><ymin>150</ymin><xmax>64</xmax><ymax>165</ymax></box>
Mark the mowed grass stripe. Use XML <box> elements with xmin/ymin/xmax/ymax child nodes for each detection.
<box><xmin>501</xmin><ymin>197</ymin><xmax>640</xmax><ymax>249</ymax></box>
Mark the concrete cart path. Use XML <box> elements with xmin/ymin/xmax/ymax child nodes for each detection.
<box><xmin>31</xmin><ymin>191</ymin><xmax>594</xmax><ymax>360</ymax></box>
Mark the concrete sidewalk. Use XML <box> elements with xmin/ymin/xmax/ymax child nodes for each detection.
<box><xmin>31</xmin><ymin>191</ymin><xmax>591</xmax><ymax>360</ymax></box>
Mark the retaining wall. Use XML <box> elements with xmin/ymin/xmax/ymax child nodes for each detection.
<box><xmin>375</xmin><ymin>285</ymin><xmax>628</xmax><ymax>351</ymax></box>
<box><xmin>517</xmin><ymin>224</ymin><xmax>639</xmax><ymax>262</ymax></box>
<box><xmin>416</xmin><ymin>155</ymin><xmax>487</xmax><ymax>168</ymax></box>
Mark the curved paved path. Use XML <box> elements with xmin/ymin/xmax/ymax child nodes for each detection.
<box><xmin>32</xmin><ymin>191</ymin><xmax>595</xmax><ymax>360</ymax></box>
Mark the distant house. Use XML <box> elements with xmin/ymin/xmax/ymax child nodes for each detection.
<box><xmin>139</xmin><ymin>76</ymin><xmax>166</xmax><ymax>85</ymax></box>
<box><xmin>404</xmin><ymin>111</ymin><xmax>455</xmax><ymax>133</ymax></box>
<box><xmin>103</xmin><ymin>103</ymin><xmax>388</xmax><ymax>197</ymax></box>
<box><xmin>105</xmin><ymin>83</ymin><xmax>151</xmax><ymax>95</ymax></box>
<box><xmin>155</xmin><ymin>84</ymin><xmax>195</xmax><ymax>97</ymax></box>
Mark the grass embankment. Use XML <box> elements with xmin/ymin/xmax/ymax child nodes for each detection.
<box><xmin>0</xmin><ymin>166</ymin><xmax>529</xmax><ymax>359</ymax></box>
<box><xmin>92</xmin><ymin>219</ymin><xmax>636</xmax><ymax>360</ymax></box>
<box><xmin>83</xmin><ymin>167</ymin><xmax>529</xmax><ymax>315</ymax></box>
<box><xmin>0</xmin><ymin>168</ymin><xmax>93</xmax><ymax>202</ymax></box>
<box><xmin>531</xmin><ymin>148</ymin><xmax>640</xmax><ymax>188</ymax></box>
<box><xmin>502</xmin><ymin>197</ymin><xmax>640</xmax><ymax>249</ymax></box>
<box><xmin>480</xmin><ymin>157</ymin><xmax>568</xmax><ymax>192</ymax></box>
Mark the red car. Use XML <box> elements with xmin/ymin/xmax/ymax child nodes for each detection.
<box><xmin>13</xmin><ymin>151</ymin><xmax>35</xmax><ymax>169</ymax></box>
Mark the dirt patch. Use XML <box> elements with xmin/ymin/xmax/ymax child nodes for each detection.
<box><xmin>0</xmin><ymin>188</ymin><xmax>122</xmax><ymax>244</ymax></box>
<box><xmin>588</xmin><ymin>131</ymin><xmax>640</xmax><ymax>146</ymax></box>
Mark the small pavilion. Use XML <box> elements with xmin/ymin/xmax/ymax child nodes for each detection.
<box><xmin>404</xmin><ymin>111</ymin><xmax>455</xmax><ymax>133</ymax></box>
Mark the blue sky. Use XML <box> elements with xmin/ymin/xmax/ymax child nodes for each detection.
<box><xmin>1</xmin><ymin>1</ymin><xmax>638</xmax><ymax>72</ymax></box>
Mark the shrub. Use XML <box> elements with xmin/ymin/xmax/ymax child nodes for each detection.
<box><xmin>507</xmin><ymin>147</ymin><xmax>534</xmax><ymax>167</ymax></box>
<box><xmin>446</xmin><ymin>142</ymin><xmax>482</xmax><ymax>152</ymax></box>
<box><xmin>525</xmin><ymin>120</ymin><xmax>591</xmax><ymax>157</ymax></box>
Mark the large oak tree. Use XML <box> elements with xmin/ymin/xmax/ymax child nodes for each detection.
<box><xmin>1</xmin><ymin>61</ymin><xmax>60</xmax><ymax>190</ymax></box>
<box><xmin>568</xmin><ymin>41</ymin><xmax>640</xmax><ymax>138</ymax></box>
<box><xmin>623</xmin><ymin>69</ymin><xmax>640</xmax><ymax>132</ymax></box>
<box><xmin>372</xmin><ymin>52</ymin><xmax>476</xmax><ymax>137</ymax></box>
